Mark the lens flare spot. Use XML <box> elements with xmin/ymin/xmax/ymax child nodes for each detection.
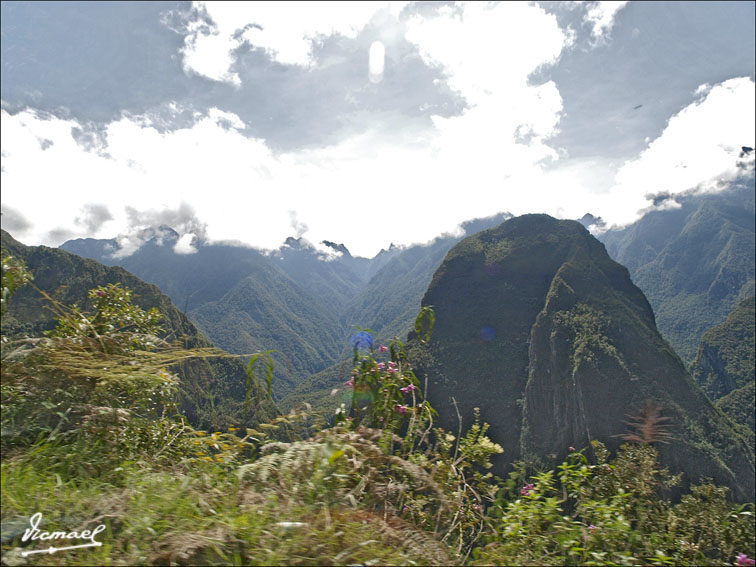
<box><xmin>368</xmin><ymin>41</ymin><xmax>385</xmax><ymax>83</ymax></box>
<box><xmin>353</xmin><ymin>384</ymin><xmax>375</xmax><ymax>407</ymax></box>
<box><xmin>485</xmin><ymin>262</ymin><xmax>501</xmax><ymax>277</ymax></box>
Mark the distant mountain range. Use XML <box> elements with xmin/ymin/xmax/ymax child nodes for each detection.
<box><xmin>601</xmin><ymin>182</ymin><xmax>755</xmax><ymax>363</ymax></box>
<box><xmin>56</xmin><ymin>185</ymin><xmax>754</xmax><ymax>416</ymax></box>
<box><xmin>59</xmin><ymin>213</ymin><xmax>513</xmax><ymax>399</ymax></box>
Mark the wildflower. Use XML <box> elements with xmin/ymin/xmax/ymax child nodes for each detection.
<box><xmin>737</xmin><ymin>554</ymin><xmax>756</xmax><ymax>567</ymax></box>
<box><xmin>388</xmin><ymin>361</ymin><xmax>397</xmax><ymax>369</ymax></box>
<box><xmin>520</xmin><ymin>483</ymin><xmax>536</xmax><ymax>496</ymax></box>
<box><xmin>350</xmin><ymin>331</ymin><xmax>374</xmax><ymax>350</ymax></box>
<box><xmin>377</xmin><ymin>362</ymin><xmax>386</xmax><ymax>371</ymax></box>
<box><xmin>95</xmin><ymin>289</ymin><xmax>106</xmax><ymax>297</ymax></box>
<box><xmin>345</xmin><ymin>378</ymin><xmax>354</xmax><ymax>387</ymax></box>
<box><xmin>400</xmin><ymin>384</ymin><xmax>416</xmax><ymax>394</ymax></box>
<box><xmin>379</xmin><ymin>344</ymin><xmax>389</xmax><ymax>353</ymax></box>
<box><xmin>395</xmin><ymin>404</ymin><xmax>408</xmax><ymax>415</ymax></box>
<box><xmin>569</xmin><ymin>446</ymin><xmax>576</xmax><ymax>452</ymax></box>
<box><xmin>588</xmin><ymin>524</ymin><xmax>597</xmax><ymax>533</ymax></box>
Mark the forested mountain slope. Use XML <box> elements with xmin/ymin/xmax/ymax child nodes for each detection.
<box><xmin>1</xmin><ymin>229</ymin><xmax>277</xmax><ymax>430</ymax></box>
<box><xmin>600</xmin><ymin>184</ymin><xmax>755</xmax><ymax>362</ymax></box>
<box><xmin>691</xmin><ymin>297</ymin><xmax>755</xmax><ymax>439</ymax></box>
<box><xmin>407</xmin><ymin>215</ymin><xmax>754</xmax><ymax>501</ymax></box>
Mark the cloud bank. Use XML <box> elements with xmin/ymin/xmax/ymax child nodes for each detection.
<box><xmin>1</xmin><ymin>2</ymin><xmax>754</xmax><ymax>258</ymax></box>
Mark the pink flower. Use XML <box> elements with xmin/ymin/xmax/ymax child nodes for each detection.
<box><xmin>400</xmin><ymin>384</ymin><xmax>416</xmax><ymax>394</ymax></box>
<box><xmin>588</xmin><ymin>524</ymin><xmax>597</xmax><ymax>533</ymax></box>
<box><xmin>520</xmin><ymin>483</ymin><xmax>536</xmax><ymax>496</ymax></box>
<box><xmin>737</xmin><ymin>554</ymin><xmax>756</xmax><ymax>567</ymax></box>
<box><xmin>569</xmin><ymin>446</ymin><xmax>576</xmax><ymax>452</ymax></box>
<box><xmin>395</xmin><ymin>404</ymin><xmax>408</xmax><ymax>415</ymax></box>
<box><xmin>345</xmin><ymin>378</ymin><xmax>354</xmax><ymax>387</ymax></box>
<box><xmin>379</xmin><ymin>344</ymin><xmax>389</xmax><ymax>353</ymax></box>
<box><xmin>95</xmin><ymin>289</ymin><xmax>106</xmax><ymax>297</ymax></box>
<box><xmin>388</xmin><ymin>361</ymin><xmax>397</xmax><ymax>369</ymax></box>
<box><xmin>377</xmin><ymin>362</ymin><xmax>386</xmax><ymax>371</ymax></box>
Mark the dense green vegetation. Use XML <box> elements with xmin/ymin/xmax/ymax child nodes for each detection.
<box><xmin>2</xmin><ymin>262</ymin><xmax>754</xmax><ymax>566</ymax></box>
<box><xmin>601</xmin><ymin>184</ymin><xmax>755</xmax><ymax>363</ymax></box>
<box><xmin>691</xmin><ymin>297</ymin><xmax>755</xmax><ymax>443</ymax></box>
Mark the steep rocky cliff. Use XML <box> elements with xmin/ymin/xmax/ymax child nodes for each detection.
<box><xmin>409</xmin><ymin>215</ymin><xmax>754</xmax><ymax>501</ymax></box>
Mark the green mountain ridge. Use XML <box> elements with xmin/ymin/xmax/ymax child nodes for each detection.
<box><xmin>61</xmin><ymin>232</ymin><xmax>346</xmax><ymax>399</ymax></box>
<box><xmin>691</xmin><ymin>296</ymin><xmax>755</xmax><ymax>440</ymax></box>
<box><xmin>1</xmin><ymin>229</ymin><xmax>278</xmax><ymax>431</ymax></box>
<box><xmin>407</xmin><ymin>215</ymin><xmax>755</xmax><ymax>501</ymax></box>
<box><xmin>600</xmin><ymin>183</ymin><xmax>755</xmax><ymax>362</ymax></box>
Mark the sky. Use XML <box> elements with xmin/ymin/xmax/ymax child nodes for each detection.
<box><xmin>1</xmin><ymin>1</ymin><xmax>754</xmax><ymax>258</ymax></box>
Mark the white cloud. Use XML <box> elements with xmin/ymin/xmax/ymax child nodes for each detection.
<box><xmin>180</xmin><ymin>1</ymin><xmax>407</xmax><ymax>83</ymax></box>
<box><xmin>0</xmin><ymin>3</ymin><xmax>577</xmax><ymax>257</ymax></box>
<box><xmin>3</xmin><ymin>4</ymin><xmax>752</xmax><ymax>259</ymax></box>
<box><xmin>174</xmin><ymin>233</ymin><xmax>199</xmax><ymax>254</ymax></box>
<box><xmin>595</xmin><ymin>77</ymin><xmax>756</xmax><ymax>227</ymax></box>
<box><xmin>584</xmin><ymin>1</ymin><xmax>628</xmax><ymax>43</ymax></box>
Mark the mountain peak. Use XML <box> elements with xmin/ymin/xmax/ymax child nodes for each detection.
<box><xmin>409</xmin><ymin>214</ymin><xmax>754</xmax><ymax>501</ymax></box>
<box><xmin>321</xmin><ymin>240</ymin><xmax>352</xmax><ymax>258</ymax></box>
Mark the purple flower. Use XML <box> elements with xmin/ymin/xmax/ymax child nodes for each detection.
<box><xmin>737</xmin><ymin>554</ymin><xmax>756</xmax><ymax>567</ymax></box>
<box><xmin>350</xmin><ymin>331</ymin><xmax>374</xmax><ymax>350</ymax></box>
<box><xmin>520</xmin><ymin>483</ymin><xmax>536</xmax><ymax>496</ymax></box>
<box><xmin>395</xmin><ymin>404</ymin><xmax>408</xmax><ymax>415</ymax></box>
<box><xmin>379</xmin><ymin>344</ymin><xmax>389</xmax><ymax>353</ymax></box>
<box><xmin>400</xmin><ymin>384</ymin><xmax>416</xmax><ymax>394</ymax></box>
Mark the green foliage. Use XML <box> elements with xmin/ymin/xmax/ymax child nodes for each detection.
<box><xmin>476</xmin><ymin>442</ymin><xmax>754</xmax><ymax>566</ymax></box>
<box><xmin>1</xmin><ymin>255</ymin><xmax>33</xmax><ymax>317</ymax></box>
<box><xmin>48</xmin><ymin>283</ymin><xmax>164</xmax><ymax>352</ymax></box>
<box><xmin>554</xmin><ymin>304</ymin><xmax>625</xmax><ymax>373</ymax></box>
<box><xmin>245</xmin><ymin>349</ymin><xmax>277</xmax><ymax>411</ymax></box>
